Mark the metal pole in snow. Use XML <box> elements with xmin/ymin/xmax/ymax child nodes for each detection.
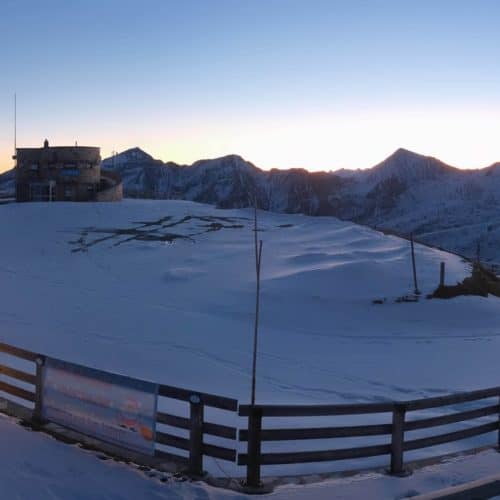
<box><xmin>251</xmin><ymin>200</ymin><xmax>263</xmax><ymax>406</ymax></box>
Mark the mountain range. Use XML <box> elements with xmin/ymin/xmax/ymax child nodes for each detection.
<box><xmin>2</xmin><ymin>147</ymin><xmax>499</xmax><ymax>264</ymax></box>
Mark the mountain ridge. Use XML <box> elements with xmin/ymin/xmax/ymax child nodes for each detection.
<box><xmin>1</xmin><ymin>147</ymin><xmax>499</xmax><ymax>263</ymax></box>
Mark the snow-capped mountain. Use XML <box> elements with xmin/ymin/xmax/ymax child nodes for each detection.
<box><xmin>2</xmin><ymin>147</ymin><xmax>500</xmax><ymax>262</ymax></box>
<box><xmin>100</xmin><ymin>148</ymin><xmax>345</xmax><ymax>215</ymax></box>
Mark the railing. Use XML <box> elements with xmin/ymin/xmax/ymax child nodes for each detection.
<box><xmin>238</xmin><ymin>402</ymin><xmax>395</xmax><ymax>486</ymax></box>
<box><xmin>2</xmin><ymin>340</ymin><xmax>500</xmax><ymax>489</ymax></box>
<box><xmin>155</xmin><ymin>384</ymin><xmax>237</xmax><ymax>475</ymax></box>
<box><xmin>238</xmin><ymin>389</ymin><xmax>500</xmax><ymax>487</ymax></box>
<box><xmin>0</xmin><ymin>342</ymin><xmax>41</xmax><ymax>417</ymax></box>
<box><xmin>0</xmin><ymin>342</ymin><xmax>237</xmax><ymax>477</ymax></box>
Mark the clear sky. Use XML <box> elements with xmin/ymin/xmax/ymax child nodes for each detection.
<box><xmin>1</xmin><ymin>0</ymin><xmax>499</xmax><ymax>173</ymax></box>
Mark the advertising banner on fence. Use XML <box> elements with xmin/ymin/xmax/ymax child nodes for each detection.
<box><xmin>41</xmin><ymin>357</ymin><xmax>158</xmax><ymax>455</ymax></box>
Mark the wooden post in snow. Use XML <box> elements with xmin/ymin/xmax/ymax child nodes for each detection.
<box><xmin>33</xmin><ymin>356</ymin><xmax>45</xmax><ymax>424</ymax></box>
<box><xmin>390</xmin><ymin>403</ymin><xmax>407</xmax><ymax>475</ymax></box>
<box><xmin>410</xmin><ymin>234</ymin><xmax>420</xmax><ymax>295</ymax></box>
<box><xmin>246</xmin><ymin>406</ymin><xmax>263</xmax><ymax>487</ymax></box>
<box><xmin>188</xmin><ymin>394</ymin><xmax>204</xmax><ymax>476</ymax></box>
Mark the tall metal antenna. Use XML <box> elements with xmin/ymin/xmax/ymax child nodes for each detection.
<box><xmin>14</xmin><ymin>93</ymin><xmax>17</xmax><ymax>155</ymax></box>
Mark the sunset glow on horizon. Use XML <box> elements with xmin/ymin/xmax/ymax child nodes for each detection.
<box><xmin>1</xmin><ymin>0</ymin><xmax>500</xmax><ymax>173</ymax></box>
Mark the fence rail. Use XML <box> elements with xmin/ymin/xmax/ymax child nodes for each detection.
<box><xmin>239</xmin><ymin>390</ymin><xmax>500</xmax><ymax>486</ymax></box>
<box><xmin>155</xmin><ymin>383</ymin><xmax>238</xmax><ymax>473</ymax></box>
<box><xmin>1</xmin><ymin>340</ymin><xmax>500</xmax><ymax>489</ymax></box>
<box><xmin>0</xmin><ymin>341</ymin><xmax>238</xmax><ymax>477</ymax></box>
<box><xmin>0</xmin><ymin>342</ymin><xmax>38</xmax><ymax>413</ymax></box>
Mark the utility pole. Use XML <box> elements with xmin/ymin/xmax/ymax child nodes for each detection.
<box><xmin>251</xmin><ymin>199</ymin><xmax>263</xmax><ymax>406</ymax></box>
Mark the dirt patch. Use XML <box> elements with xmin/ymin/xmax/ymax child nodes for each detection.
<box><xmin>431</xmin><ymin>263</ymin><xmax>500</xmax><ymax>299</ymax></box>
<box><xmin>69</xmin><ymin>214</ymin><xmax>250</xmax><ymax>252</ymax></box>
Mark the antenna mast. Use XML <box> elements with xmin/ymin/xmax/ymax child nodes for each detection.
<box><xmin>14</xmin><ymin>93</ymin><xmax>17</xmax><ymax>155</ymax></box>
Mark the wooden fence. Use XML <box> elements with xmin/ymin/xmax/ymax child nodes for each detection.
<box><xmin>239</xmin><ymin>388</ymin><xmax>500</xmax><ymax>486</ymax></box>
<box><xmin>155</xmin><ymin>383</ymin><xmax>237</xmax><ymax>475</ymax></box>
<box><xmin>0</xmin><ymin>341</ymin><xmax>238</xmax><ymax>477</ymax></box>
<box><xmin>1</xmin><ymin>340</ymin><xmax>500</xmax><ymax>489</ymax></box>
<box><xmin>0</xmin><ymin>341</ymin><xmax>41</xmax><ymax>416</ymax></box>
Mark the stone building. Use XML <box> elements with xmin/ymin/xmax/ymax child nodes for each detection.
<box><xmin>15</xmin><ymin>140</ymin><xmax>122</xmax><ymax>202</ymax></box>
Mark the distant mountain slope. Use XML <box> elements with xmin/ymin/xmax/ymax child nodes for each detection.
<box><xmin>2</xmin><ymin>147</ymin><xmax>499</xmax><ymax>263</ymax></box>
<box><xmin>100</xmin><ymin>147</ymin><xmax>500</xmax><ymax>262</ymax></box>
<box><xmin>0</xmin><ymin>168</ymin><xmax>15</xmax><ymax>197</ymax></box>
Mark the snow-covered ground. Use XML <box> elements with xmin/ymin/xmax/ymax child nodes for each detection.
<box><xmin>1</xmin><ymin>199</ymin><xmax>500</xmax><ymax>493</ymax></box>
<box><xmin>4</xmin><ymin>411</ymin><xmax>500</xmax><ymax>500</ymax></box>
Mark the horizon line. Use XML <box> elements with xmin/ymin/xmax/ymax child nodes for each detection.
<box><xmin>1</xmin><ymin>145</ymin><xmax>499</xmax><ymax>176</ymax></box>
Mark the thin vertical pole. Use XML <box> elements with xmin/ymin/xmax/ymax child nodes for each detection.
<box><xmin>14</xmin><ymin>93</ymin><xmax>18</xmax><ymax>201</ymax></box>
<box><xmin>14</xmin><ymin>93</ymin><xmax>17</xmax><ymax>154</ymax></box>
<box><xmin>251</xmin><ymin>200</ymin><xmax>263</xmax><ymax>406</ymax></box>
<box><xmin>410</xmin><ymin>234</ymin><xmax>420</xmax><ymax>295</ymax></box>
<box><xmin>440</xmin><ymin>262</ymin><xmax>445</xmax><ymax>287</ymax></box>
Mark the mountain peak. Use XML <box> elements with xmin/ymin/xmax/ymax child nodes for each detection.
<box><xmin>115</xmin><ymin>147</ymin><xmax>153</xmax><ymax>161</ymax></box>
<box><xmin>192</xmin><ymin>154</ymin><xmax>246</xmax><ymax>165</ymax></box>
<box><xmin>388</xmin><ymin>148</ymin><xmax>427</xmax><ymax>161</ymax></box>
<box><xmin>191</xmin><ymin>154</ymin><xmax>258</xmax><ymax>172</ymax></box>
<box><xmin>367</xmin><ymin>148</ymin><xmax>452</xmax><ymax>185</ymax></box>
<box><xmin>101</xmin><ymin>147</ymin><xmax>157</xmax><ymax>169</ymax></box>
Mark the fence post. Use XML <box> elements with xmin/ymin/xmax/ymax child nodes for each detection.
<box><xmin>33</xmin><ymin>356</ymin><xmax>45</xmax><ymax>424</ymax></box>
<box><xmin>497</xmin><ymin>395</ymin><xmax>500</xmax><ymax>451</ymax></box>
<box><xmin>189</xmin><ymin>394</ymin><xmax>204</xmax><ymax>477</ymax></box>
<box><xmin>246</xmin><ymin>406</ymin><xmax>263</xmax><ymax>488</ymax></box>
<box><xmin>390</xmin><ymin>403</ymin><xmax>406</xmax><ymax>475</ymax></box>
<box><xmin>440</xmin><ymin>262</ymin><xmax>446</xmax><ymax>287</ymax></box>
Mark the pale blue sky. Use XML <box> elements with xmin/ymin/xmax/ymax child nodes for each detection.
<box><xmin>1</xmin><ymin>0</ymin><xmax>499</xmax><ymax>172</ymax></box>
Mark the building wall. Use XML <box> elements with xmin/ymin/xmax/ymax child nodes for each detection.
<box><xmin>16</xmin><ymin>144</ymin><xmax>102</xmax><ymax>202</ymax></box>
<box><xmin>95</xmin><ymin>182</ymin><xmax>123</xmax><ymax>202</ymax></box>
<box><xmin>95</xmin><ymin>169</ymin><xmax>123</xmax><ymax>202</ymax></box>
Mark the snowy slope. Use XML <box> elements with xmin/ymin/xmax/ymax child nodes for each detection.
<box><xmin>2</xmin><ymin>199</ymin><xmax>498</xmax><ymax>401</ymax></box>
<box><xmin>1</xmin><ymin>199</ymin><xmax>500</xmax><ymax>481</ymax></box>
